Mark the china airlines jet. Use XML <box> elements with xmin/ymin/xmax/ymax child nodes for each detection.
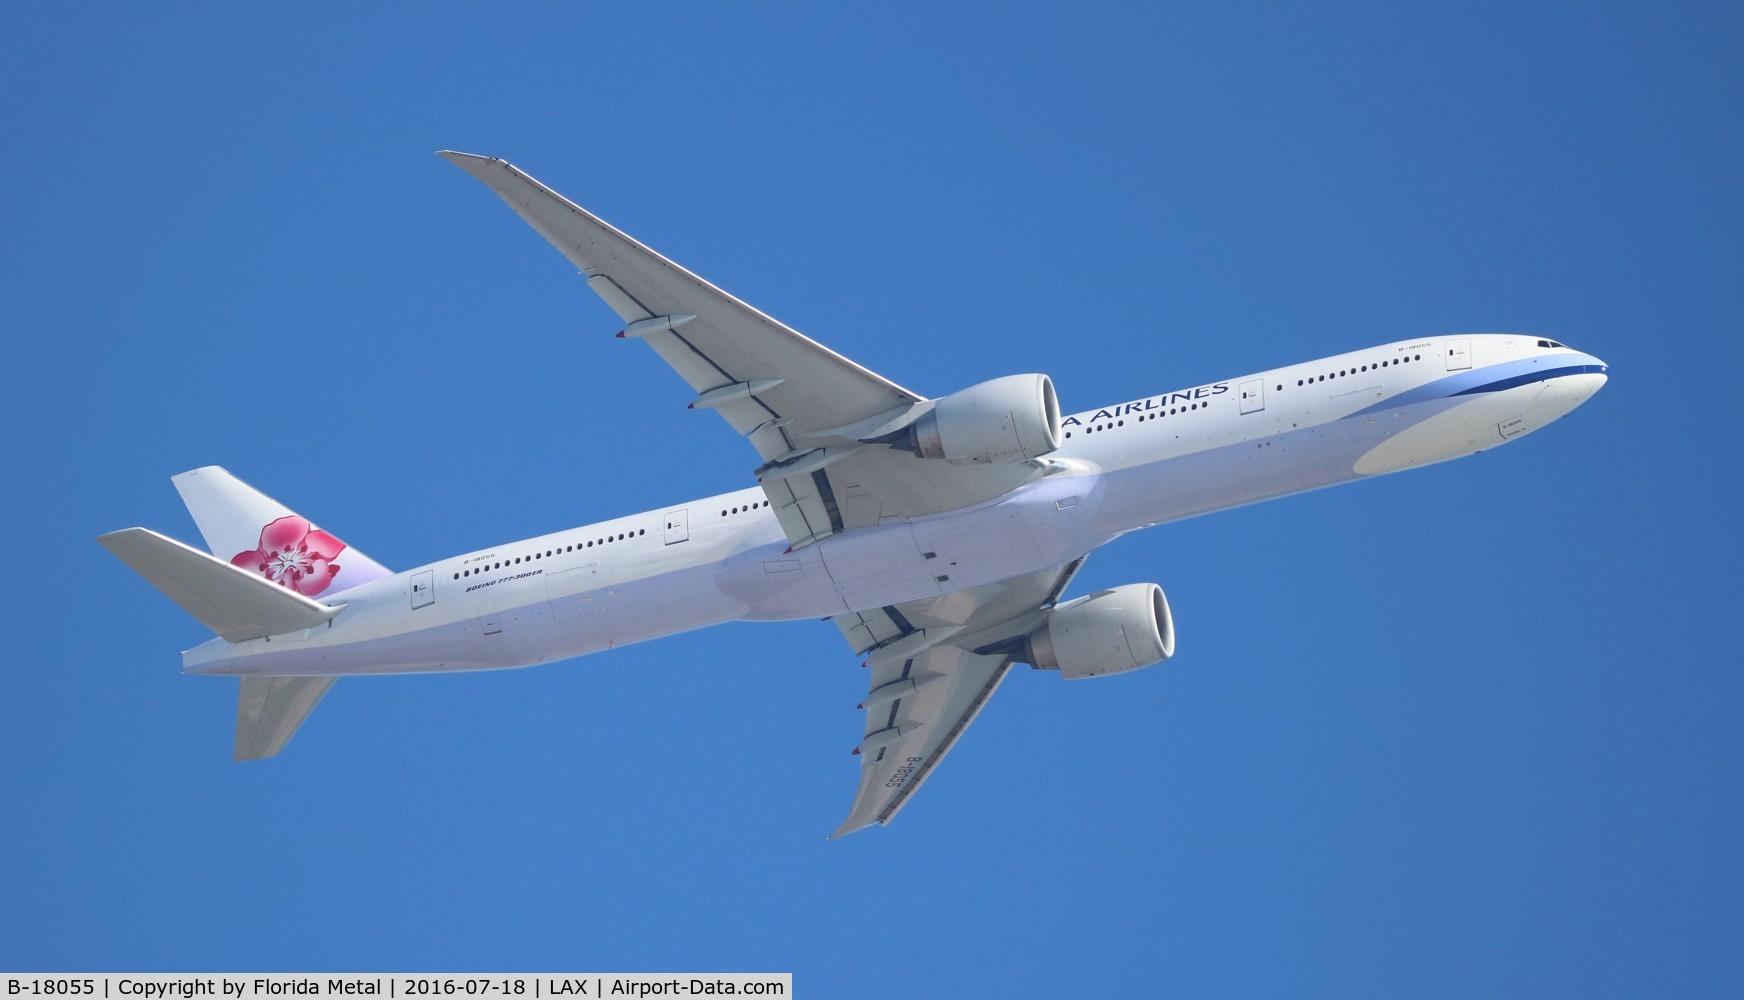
<box><xmin>101</xmin><ymin>152</ymin><xmax>1608</xmax><ymax>836</ymax></box>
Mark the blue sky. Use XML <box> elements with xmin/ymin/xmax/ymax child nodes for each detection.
<box><xmin>3</xmin><ymin>3</ymin><xmax>1740</xmax><ymax>995</ymax></box>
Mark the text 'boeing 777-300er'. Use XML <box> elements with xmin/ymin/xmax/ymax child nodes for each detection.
<box><xmin>101</xmin><ymin>152</ymin><xmax>1608</xmax><ymax>836</ymax></box>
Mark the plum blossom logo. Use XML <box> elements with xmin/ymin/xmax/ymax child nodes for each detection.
<box><xmin>231</xmin><ymin>515</ymin><xmax>346</xmax><ymax>596</ymax></box>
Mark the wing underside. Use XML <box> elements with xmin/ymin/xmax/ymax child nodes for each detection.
<box><xmin>440</xmin><ymin>151</ymin><xmax>1046</xmax><ymax>547</ymax></box>
<box><xmin>438</xmin><ymin>152</ymin><xmax>1089</xmax><ymax>834</ymax></box>
<box><xmin>830</xmin><ymin>558</ymin><xmax>1087</xmax><ymax>837</ymax></box>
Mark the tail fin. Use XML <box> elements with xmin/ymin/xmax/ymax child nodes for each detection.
<box><xmin>99</xmin><ymin>526</ymin><xmax>342</xmax><ymax>758</ymax></box>
<box><xmin>101</xmin><ymin>467</ymin><xmax>378</xmax><ymax>763</ymax></box>
<box><xmin>172</xmin><ymin>466</ymin><xmax>392</xmax><ymax>597</ymax></box>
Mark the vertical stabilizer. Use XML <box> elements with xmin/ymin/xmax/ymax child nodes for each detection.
<box><xmin>172</xmin><ymin>467</ymin><xmax>392</xmax><ymax>597</ymax></box>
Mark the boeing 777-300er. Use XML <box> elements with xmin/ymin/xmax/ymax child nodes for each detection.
<box><xmin>101</xmin><ymin>152</ymin><xmax>1608</xmax><ymax>836</ymax></box>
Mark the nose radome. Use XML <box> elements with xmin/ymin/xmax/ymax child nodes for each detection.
<box><xmin>1558</xmin><ymin>359</ymin><xmax>1608</xmax><ymax>408</ymax></box>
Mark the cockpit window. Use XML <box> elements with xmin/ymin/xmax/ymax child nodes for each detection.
<box><xmin>1537</xmin><ymin>339</ymin><xmax>1566</xmax><ymax>348</ymax></box>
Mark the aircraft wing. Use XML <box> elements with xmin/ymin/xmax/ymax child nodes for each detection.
<box><xmin>830</xmin><ymin>557</ymin><xmax>1087</xmax><ymax>837</ymax></box>
<box><xmin>441</xmin><ymin>152</ymin><xmax>1046</xmax><ymax>547</ymax></box>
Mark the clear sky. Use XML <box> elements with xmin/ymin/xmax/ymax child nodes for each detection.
<box><xmin>3</xmin><ymin>3</ymin><xmax>1740</xmax><ymax>996</ymax></box>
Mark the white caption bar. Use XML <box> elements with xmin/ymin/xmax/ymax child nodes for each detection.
<box><xmin>3</xmin><ymin>977</ymin><xmax>791</xmax><ymax>1000</ymax></box>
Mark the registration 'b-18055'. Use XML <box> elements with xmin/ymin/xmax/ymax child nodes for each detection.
<box><xmin>102</xmin><ymin>153</ymin><xmax>1607</xmax><ymax>836</ymax></box>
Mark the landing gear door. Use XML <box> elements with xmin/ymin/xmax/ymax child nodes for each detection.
<box><xmin>664</xmin><ymin>509</ymin><xmax>689</xmax><ymax>545</ymax></box>
<box><xmin>1446</xmin><ymin>338</ymin><xmax>1472</xmax><ymax>371</ymax></box>
<box><xmin>1238</xmin><ymin>378</ymin><xmax>1266</xmax><ymax>415</ymax></box>
<box><xmin>411</xmin><ymin>569</ymin><xmax>435</xmax><ymax>610</ymax></box>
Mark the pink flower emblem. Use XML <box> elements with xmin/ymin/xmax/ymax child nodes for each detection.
<box><xmin>231</xmin><ymin>515</ymin><xmax>346</xmax><ymax>596</ymax></box>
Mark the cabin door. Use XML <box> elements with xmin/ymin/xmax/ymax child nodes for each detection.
<box><xmin>1238</xmin><ymin>378</ymin><xmax>1266</xmax><ymax>414</ymax></box>
<box><xmin>1445</xmin><ymin>339</ymin><xmax>1472</xmax><ymax>371</ymax></box>
<box><xmin>411</xmin><ymin>570</ymin><xmax>435</xmax><ymax>609</ymax></box>
<box><xmin>664</xmin><ymin>509</ymin><xmax>690</xmax><ymax>545</ymax></box>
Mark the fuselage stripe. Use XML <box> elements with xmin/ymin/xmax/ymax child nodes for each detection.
<box><xmin>1449</xmin><ymin>364</ymin><xmax>1608</xmax><ymax>398</ymax></box>
<box><xmin>1348</xmin><ymin>358</ymin><xmax>1606</xmax><ymax>418</ymax></box>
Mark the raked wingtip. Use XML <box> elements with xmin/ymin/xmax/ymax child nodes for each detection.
<box><xmin>437</xmin><ymin>149</ymin><xmax>498</xmax><ymax>168</ymax></box>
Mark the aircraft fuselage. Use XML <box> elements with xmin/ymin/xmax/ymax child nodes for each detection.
<box><xmin>183</xmin><ymin>333</ymin><xmax>1605</xmax><ymax>677</ymax></box>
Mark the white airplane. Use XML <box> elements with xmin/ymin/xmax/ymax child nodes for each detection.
<box><xmin>101</xmin><ymin>152</ymin><xmax>1608</xmax><ymax>836</ymax></box>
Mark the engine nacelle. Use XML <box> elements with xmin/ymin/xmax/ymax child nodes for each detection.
<box><xmin>1026</xmin><ymin>583</ymin><xmax>1175</xmax><ymax>680</ymax></box>
<box><xmin>907</xmin><ymin>374</ymin><xmax>1062</xmax><ymax>466</ymax></box>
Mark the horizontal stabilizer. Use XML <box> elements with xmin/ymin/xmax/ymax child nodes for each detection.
<box><xmin>236</xmin><ymin>676</ymin><xmax>336</xmax><ymax>761</ymax></box>
<box><xmin>97</xmin><ymin>528</ymin><xmax>344</xmax><ymax>642</ymax></box>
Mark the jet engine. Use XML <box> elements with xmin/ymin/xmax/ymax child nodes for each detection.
<box><xmin>899</xmin><ymin>374</ymin><xmax>1062</xmax><ymax>466</ymax></box>
<box><xmin>1026</xmin><ymin>583</ymin><xmax>1175</xmax><ymax>679</ymax></box>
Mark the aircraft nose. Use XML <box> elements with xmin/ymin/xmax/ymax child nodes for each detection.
<box><xmin>1556</xmin><ymin>353</ymin><xmax>1608</xmax><ymax>408</ymax></box>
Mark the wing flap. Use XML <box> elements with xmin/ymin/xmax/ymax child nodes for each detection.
<box><xmin>832</xmin><ymin>645</ymin><xmax>1014</xmax><ymax>837</ymax></box>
